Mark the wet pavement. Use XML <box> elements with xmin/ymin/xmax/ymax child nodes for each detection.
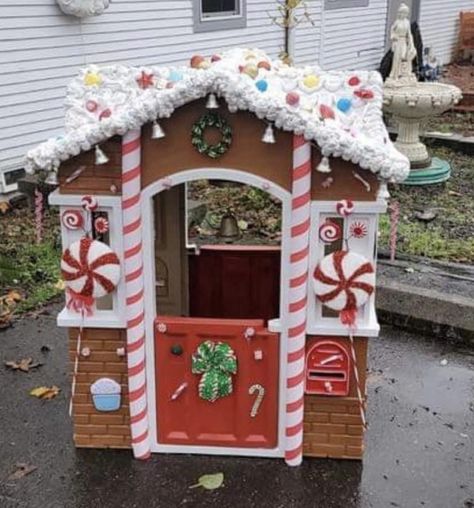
<box><xmin>0</xmin><ymin>304</ymin><xmax>473</xmax><ymax>508</ymax></box>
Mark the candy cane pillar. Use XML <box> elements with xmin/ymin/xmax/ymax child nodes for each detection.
<box><xmin>285</xmin><ymin>135</ymin><xmax>311</xmax><ymax>466</ymax></box>
<box><xmin>122</xmin><ymin>129</ymin><xmax>151</xmax><ymax>459</ymax></box>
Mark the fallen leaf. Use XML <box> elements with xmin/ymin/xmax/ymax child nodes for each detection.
<box><xmin>189</xmin><ymin>472</ymin><xmax>224</xmax><ymax>490</ymax></box>
<box><xmin>5</xmin><ymin>290</ymin><xmax>22</xmax><ymax>304</ymax></box>
<box><xmin>0</xmin><ymin>201</ymin><xmax>10</xmax><ymax>214</ymax></box>
<box><xmin>54</xmin><ymin>279</ymin><xmax>66</xmax><ymax>291</ymax></box>
<box><xmin>30</xmin><ymin>385</ymin><xmax>60</xmax><ymax>400</ymax></box>
<box><xmin>7</xmin><ymin>463</ymin><xmax>37</xmax><ymax>481</ymax></box>
<box><xmin>5</xmin><ymin>358</ymin><xmax>42</xmax><ymax>373</ymax></box>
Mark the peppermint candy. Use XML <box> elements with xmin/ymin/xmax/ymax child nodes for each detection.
<box><xmin>319</xmin><ymin>220</ymin><xmax>341</xmax><ymax>244</ymax></box>
<box><xmin>313</xmin><ymin>250</ymin><xmax>375</xmax><ymax>327</ymax></box>
<box><xmin>61</xmin><ymin>209</ymin><xmax>84</xmax><ymax>231</ymax></box>
<box><xmin>336</xmin><ymin>199</ymin><xmax>354</xmax><ymax>217</ymax></box>
<box><xmin>94</xmin><ymin>216</ymin><xmax>109</xmax><ymax>234</ymax></box>
<box><xmin>61</xmin><ymin>237</ymin><xmax>120</xmax><ymax>303</ymax></box>
<box><xmin>81</xmin><ymin>195</ymin><xmax>98</xmax><ymax>211</ymax></box>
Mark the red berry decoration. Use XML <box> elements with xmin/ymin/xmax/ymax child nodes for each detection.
<box><xmin>286</xmin><ymin>92</ymin><xmax>300</xmax><ymax>106</ymax></box>
<box><xmin>354</xmin><ymin>89</ymin><xmax>374</xmax><ymax>100</ymax></box>
<box><xmin>348</xmin><ymin>76</ymin><xmax>360</xmax><ymax>86</ymax></box>
<box><xmin>320</xmin><ymin>104</ymin><xmax>335</xmax><ymax>120</ymax></box>
<box><xmin>86</xmin><ymin>100</ymin><xmax>98</xmax><ymax>112</ymax></box>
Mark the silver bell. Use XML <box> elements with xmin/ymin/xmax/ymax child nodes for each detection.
<box><xmin>45</xmin><ymin>169</ymin><xmax>59</xmax><ymax>186</ymax></box>
<box><xmin>206</xmin><ymin>93</ymin><xmax>219</xmax><ymax>109</ymax></box>
<box><xmin>151</xmin><ymin>120</ymin><xmax>165</xmax><ymax>139</ymax></box>
<box><xmin>95</xmin><ymin>145</ymin><xmax>109</xmax><ymax>165</ymax></box>
<box><xmin>316</xmin><ymin>156</ymin><xmax>332</xmax><ymax>173</ymax></box>
<box><xmin>261</xmin><ymin>124</ymin><xmax>276</xmax><ymax>144</ymax></box>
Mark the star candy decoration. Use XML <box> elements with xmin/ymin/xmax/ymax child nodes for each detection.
<box><xmin>137</xmin><ymin>71</ymin><xmax>155</xmax><ymax>90</ymax></box>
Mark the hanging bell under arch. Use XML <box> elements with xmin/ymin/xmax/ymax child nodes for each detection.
<box><xmin>261</xmin><ymin>124</ymin><xmax>276</xmax><ymax>144</ymax></box>
<box><xmin>206</xmin><ymin>93</ymin><xmax>219</xmax><ymax>109</ymax></box>
<box><xmin>218</xmin><ymin>213</ymin><xmax>240</xmax><ymax>242</ymax></box>
<box><xmin>95</xmin><ymin>145</ymin><xmax>109</xmax><ymax>165</ymax></box>
<box><xmin>151</xmin><ymin>120</ymin><xmax>166</xmax><ymax>139</ymax></box>
<box><xmin>45</xmin><ymin>169</ymin><xmax>59</xmax><ymax>186</ymax></box>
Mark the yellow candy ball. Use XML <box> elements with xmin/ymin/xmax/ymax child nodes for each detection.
<box><xmin>242</xmin><ymin>64</ymin><xmax>258</xmax><ymax>79</ymax></box>
<box><xmin>84</xmin><ymin>72</ymin><xmax>102</xmax><ymax>87</ymax></box>
<box><xmin>303</xmin><ymin>75</ymin><xmax>319</xmax><ymax>89</ymax></box>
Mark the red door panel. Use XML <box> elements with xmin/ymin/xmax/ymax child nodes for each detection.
<box><xmin>155</xmin><ymin>316</ymin><xmax>279</xmax><ymax>448</ymax></box>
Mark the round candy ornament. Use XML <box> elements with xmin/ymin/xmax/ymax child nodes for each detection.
<box><xmin>62</xmin><ymin>209</ymin><xmax>84</xmax><ymax>231</ymax></box>
<box><xmin>337</xmin><ymin>98</ymin><xmax>352</xmax><ymax>113</ymax></box>
<box><xmin>319</xmin><ymin>220</ymin><xmax>341</xmax><ymax>244</ymax></box>
<box><xmin>81</xmin><ymin>195</ymin><xmax>98</xmax><ymax>211</ymax></box>
<box><xmin>336</xmin><ymin>199</ymin><xmax>354</xmax><ymax>217</ymax></box>
<box><xmin>286</xmin><ymin>91</ymin><xmax>300</xmax><ymax>106</ymax></box>
<box><xmin>255</xmin><ymin>79</ymin><xmax>268</xmax><ymax>92</ymax></box>
<box><xmin>313</xmin><ymin>250</ymin><xmax>375</xmax><ymax>327</ymax></box>
<box><xmin>61</xmin><ymin>237</ymin><xmax>120</xmax><ymax>313</ymax></box>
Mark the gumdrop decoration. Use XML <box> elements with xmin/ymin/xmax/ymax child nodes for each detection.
<box><xmin>313</xmin><ymin>250</ymin><xmax>375</xmax><ymax>327</ymax></box>
<box><xmin>337</xmin><ymin>98</ymin><xmax>352</xmax><ymax>113</ymax></box>
<box><xmin>61</xmin><ymin>237</ymin><xmax>120</xmax><ymax>314</ymax></box>
<box><xmin>320</xmin><ymin>104</ymin><xmax>335</xmax><ymax>120</ymax></box>
<box><xmin>192</xmin><ymin>340</ymin><xmax>237</xmax><ymax>403</ymax></box>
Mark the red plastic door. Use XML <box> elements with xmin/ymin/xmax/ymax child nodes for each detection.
<box><xmin>155</xmin><ymin>317</ymin><xmax>279</xmax><ymax>448</ymax></box>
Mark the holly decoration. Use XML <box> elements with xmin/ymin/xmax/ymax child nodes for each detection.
<box><xmin>191</xmin><ymin>113</ymin><xmax>232</xmax><ymax>159</ymax></box>
<box><xmin>192</xmin><ymin>340</ymin><xmax>237</xmax><ymax>402</ymax></box>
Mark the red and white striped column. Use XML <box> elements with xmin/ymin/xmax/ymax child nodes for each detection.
<box><xmin>122</xmin><ymin>129</ymin><xmax>151</xmax><ymax>460</ymax></box>
<box><xmin>285</xmin><ymin>134</ymin><xmax>311</xmax><ymax>466</ymax></box>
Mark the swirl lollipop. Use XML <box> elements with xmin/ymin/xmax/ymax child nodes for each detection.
<box><xmin>319</xmin><ymin>220</ymin><xmax>342</xmax><ymax>244</ymax></box>
<box><xmin>61</xmin><ymin>210</ymin><xmax>84</xmax><ymax>231</ymax></box>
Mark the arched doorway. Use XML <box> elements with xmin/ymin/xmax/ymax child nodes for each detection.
<box><xmin>142</xmin><ymin>168</ymin><xmax>292</xmax><ymax>457</ymax></box>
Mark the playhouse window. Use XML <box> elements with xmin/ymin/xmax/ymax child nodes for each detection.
<box><xmin>194</xmin><ymin>0</ymin><xmax>246</xmax><ymax>32</ymax></box>
<box><xmin>307</xmin><ymin>201</ymin><xmax>385</xmax><ymax>337</ymax></box>
<box><xmin>49</xmin><ymin>191</ymin><xmax>126</xmax><ymax>329</ymax></box>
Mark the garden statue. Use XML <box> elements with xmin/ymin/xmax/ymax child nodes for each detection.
<box><xmin>387</xmin><ymin>3</ymin><xmax>417</xmax><ymax>86</ymax></box>
<box><xmin>383</xmin><ymin>4</ymin><xmax>462</xmax><ymax>184</ymax></box>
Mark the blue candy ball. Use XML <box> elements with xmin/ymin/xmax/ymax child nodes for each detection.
<box><xmin>256</xmin><ymin>80</ymin><xmax>268</xmax><ymax>92</ymax></box>
<box><xmin>337</xmin><ymin>98</ymin><xmax>352</xmax><ymax>113</ymax></box>
<box><xmin>168</xmin><ymin>70</ymin><xmax>183</xmax><ymax>82</ymax></box>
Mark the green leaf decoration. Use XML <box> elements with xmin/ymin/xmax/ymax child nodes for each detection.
<box><xmin>192</xmin><ymin>340</ymin><xmax>237</xmax><ymax>402</ymax></box>
<box><xmin>189</xmin><ymin>472</ymin><xmax>224</xmax><ymax>490</ymax></box>
<box><xmin>190</xmin><ymin>112</ymin><xmax>232</xmax><ymax>159</ymax></box>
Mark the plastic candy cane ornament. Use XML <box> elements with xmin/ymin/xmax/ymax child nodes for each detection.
<box><xmin>61</xmin><ymin>237</ymin><xmax>120</xmax><ymax>314</ymax></box>
<box><xmin>336</xmin><ymin>199</ymin><xmax>354</xmax><ymax>217</ymax></box>
<box><xmin>81</xmin><ymin>195</ymin><xmax>98</xmax><ymax>211</ymax></box>
<box><xmin>61</xmin><ymin>210</ymin><xmax>84</xmax><ymax>231</ymax></box>
<box><xmin>319</xmin><ymin>220</ymin><xmax>342</xmax><ymax>244</ymax></box>
<box><xmin>313</xmin><ymin>250</ymin><xmax>375</xmax><ymax>327</ymax></box>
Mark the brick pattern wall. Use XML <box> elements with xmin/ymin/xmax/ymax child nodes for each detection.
<box><xmin>68</xmin><ymin>328</ymin><xmax>132</xmax><ymax>449</ymax></box>
<box><xmin>303</xmin><ymin>337</ymin><xmax>368</xmax><ymax>460</ymax></box>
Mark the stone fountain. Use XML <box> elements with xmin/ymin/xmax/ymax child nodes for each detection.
<box><xmin>383</xmin><ymin>3</ymin><xmax>462</xmax><ymax>185</ymax></box>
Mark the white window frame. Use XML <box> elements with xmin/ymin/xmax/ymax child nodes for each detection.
<box><xmin>325</xmin><ymin>0</ymin><xmax>369</xmax><ymax>10</ymax></box>
<box><xmin>193</xmin><ymin>0</ymin><xmax>247</xmax><ymax>33</ymax></box>
<box><xmin>307</xmin><ymin>200</ymin><xmax>386</xmax><ymax>337</ymax></box>
<box><xmin>49</xmin><ymin>190</ymin><xmax>126</xmax><ymax>328</ymax></box>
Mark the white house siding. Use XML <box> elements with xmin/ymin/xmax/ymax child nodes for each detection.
<box><xmin>419</xmin><ymin>0</ymin><xmax>473</xmax><ymax>65</ymax></box>
<box><xmin>292</xmin><ymin>1</ymin><xmax>323</xmax><ymax>66</ymax></box>
<box><xmin>0</xmin><ymin>0</ymin><xmax>283</xmax><ymax>179</ymax></box>
<box><xmin>320</xmin><ymin>0</ymin><xmax>388</xmax><ymax>70</ymax></box>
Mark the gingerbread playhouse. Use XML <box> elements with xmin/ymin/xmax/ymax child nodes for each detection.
<box><xmin>26</xmin><ymin>48</ymin><xmax>409</xmax><ymax>466</ymax></box>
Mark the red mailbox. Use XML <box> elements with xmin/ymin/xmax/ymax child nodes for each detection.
<box><xmin>305</xmin><ymin>340</ymin><xmax>350</xmax><ymax>396</ymax></box>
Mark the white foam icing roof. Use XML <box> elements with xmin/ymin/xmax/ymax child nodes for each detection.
<box><xmin>25</xmin><ymin>48</ymin><xmax>409</xmax><ymax>182</ymax></box>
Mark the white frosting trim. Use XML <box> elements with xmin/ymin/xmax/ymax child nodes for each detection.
<box><xmin>25</xmin><ymin>48</ymin><xmax>409</xmax><ymax>182</ymax></box>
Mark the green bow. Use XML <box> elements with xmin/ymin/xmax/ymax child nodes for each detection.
<box><xmin>192</xmin><ymin>340</ymin><xmax>237</xmax><ymax>402</ymax></box>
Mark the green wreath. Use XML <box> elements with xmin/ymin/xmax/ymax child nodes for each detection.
<box><xmin>191</xmin><ymin>113</ymin><xmax>232</xmax><ymax>159</ymax></box>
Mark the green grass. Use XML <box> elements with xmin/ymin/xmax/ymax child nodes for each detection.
<box><xmin>0</xmin><ymin>205</ymin><xmax>62</xmax><ymax>316</ymax></box>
